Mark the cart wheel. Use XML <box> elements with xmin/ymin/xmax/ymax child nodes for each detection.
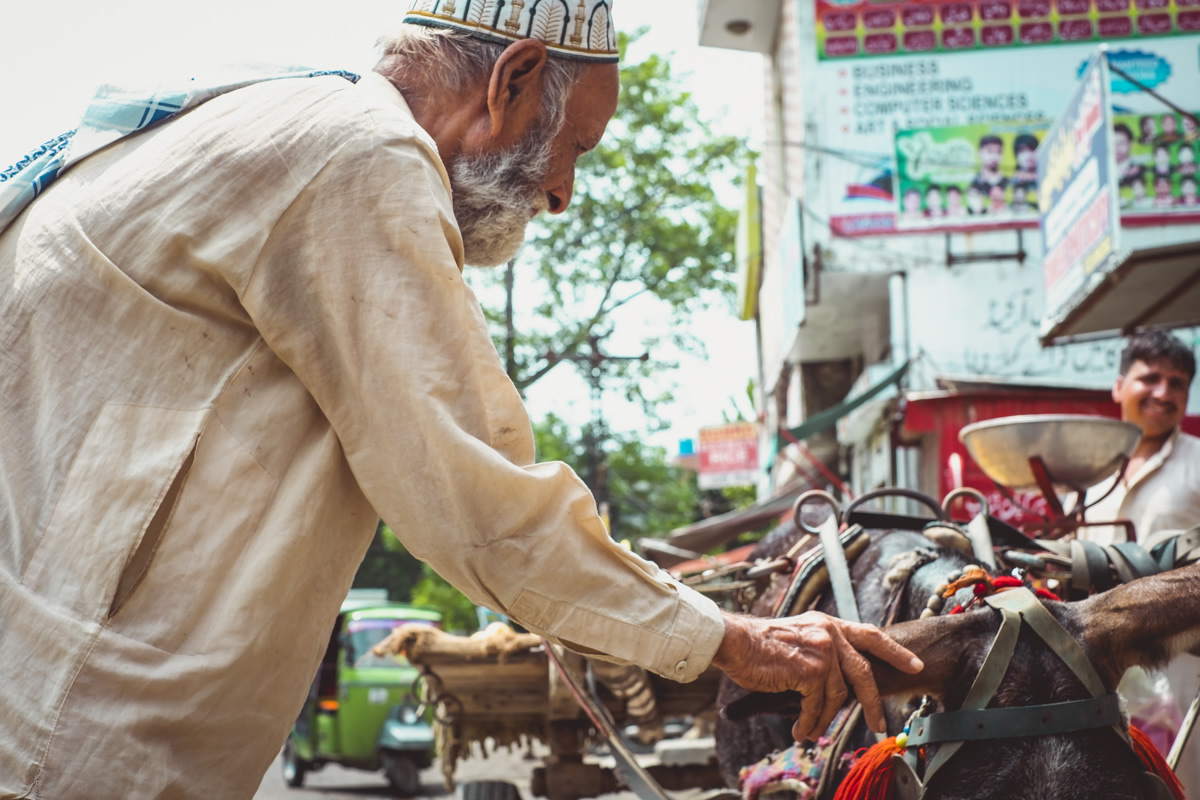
<box><xmin>382</xmin><ymin>751</ymin><xmax>422</xmax><ymax>796</ymax></box>
<box><xmin>281</xmin><ymin>739</ymin><xmax>308</xmax><ymax>788</ymax></box>
<box><xmin>460</xmin><ymin>780</ymin><xmax>521</xmax><ymax>800</ymax></box>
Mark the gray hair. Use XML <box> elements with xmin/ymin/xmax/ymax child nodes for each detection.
<box><xmin>374</xmin><ymin>26</ymin><xmax>584</xmax><ymax>135</ymax></box>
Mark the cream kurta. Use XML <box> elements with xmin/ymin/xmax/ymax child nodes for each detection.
<box><xmin>1083</xmin><ymin>428</ymin><xmax>1200</xmax><ymax>547</ymax></box>
<box><xmin>0</xmin><ymin>71</ymin><xmax>725</xmax><ymax>799</ymax></box>
<box><xmin>1082</xmin><ymin>428</ymin><xmax>1200</xmax><ymax>795</ymax></box>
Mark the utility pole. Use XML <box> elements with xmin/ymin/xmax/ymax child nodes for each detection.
<box><xmin>547</xmin><ymin>332</ymin><xmax>649</xmax><ymax>536</ymax></box>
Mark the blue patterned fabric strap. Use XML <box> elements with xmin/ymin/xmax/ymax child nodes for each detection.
<box><xmin>0</xmin><ymin>67</ymin><xmax>359</xmax><ymax>234</ymax></box>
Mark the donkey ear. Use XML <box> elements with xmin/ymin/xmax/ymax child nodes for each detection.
<box><xmin>721</xmin><ymin>611</ymin><xmax>993</xmax><ymax>722</ymax></box>
<box><xmin>1075</xmin><ymin>564</ymin><xmax>1200</xmax><ymax>690</ymax></box>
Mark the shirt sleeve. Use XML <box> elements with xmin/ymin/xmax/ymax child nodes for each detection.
<box><xmin>236</xmin><ymin>110</ymin><xmax>725</xmax><ymax>682</ymax></box>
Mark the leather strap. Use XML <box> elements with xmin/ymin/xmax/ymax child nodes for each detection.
<box><xmin>965</xmin><ymin>512</ymin><xmax>997</xmax><ymax>570</ymax></box>
<box><xmin>894</xmin><ymin>588</ymin><xmax>1151</xmax><ymax>798</ymax></box>
<box><xmin>817</xmin><ymin>517</ymin><xmax>860</xmax><ymax>623</ymax></box>
<box><xmin>843</xmin><ymin>510</ymin><xmax>937</xmax><ymax>532</ymax></box>
<box><xmin>916</xmin><ymin>600</ymin><xmax>1022</xmax><ymax>784</ymax></box>
<box><xmin>905</xmin><ymin>695</ymin><xmax>1122</xmax><ymax>746</ymax></box>
<box><xmin>1083</xmin><ymin>539</ymin><xmax>1115</xmax><ymax>593</ymax></box>
<box><xmin>1110</xmin><ymin>542</ymin><xmax>1162</xmax><ymax>583</ymax></box>
<box><xmin>789</xmin><ymin>533</ymin><xmax>872</xmax><ymax>617</ymax></box>
<box><xmin>775</xmin><ymin>527</ymin><xmax>869</xmax><ymax>618</ymax></box>
<box><xmin>1143</xmin><ymin>773</ymin><xmax>1180</xmax><ymax>800</ymax></box>
<box><xmin>985</xmin><ymin>589</ymin><xmax>1108</xmax><ymax>699</ymax></box>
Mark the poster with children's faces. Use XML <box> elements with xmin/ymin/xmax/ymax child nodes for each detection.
<box><xmin>1112</xmin><ymin>111</ymin><xmax>1200</xmax><ymax>213</ymax></box>
<box><xmin>894</xmin><ymin>123</ymin><xmax>1047</xmax><ymax>229</ymax></box>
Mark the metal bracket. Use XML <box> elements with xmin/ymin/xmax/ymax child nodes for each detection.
<box><xmin>945</xmin><ymin>229</ymin><xmax>1028</xmax><ymax>267</ymax></box>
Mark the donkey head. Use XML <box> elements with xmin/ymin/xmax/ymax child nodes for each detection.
<box><xmin>727</xmin><ymin>564</ymin><xmax>1200</xmax><ymax>800</ymax></box>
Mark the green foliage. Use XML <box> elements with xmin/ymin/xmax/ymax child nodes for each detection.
<box><xmin>409</xmin><ymin>564</ymin><xmax>480</xmax><ymax>634</ymax></box>
<box><xmin>351</xmin><ymin>522</ymin><xmax>423</xmax><ymax>602</ymax></box>
<box><xmin>354</xmin><ymin>36</ymin><xmax>752</xmax><ymax>625</ymax></box>
<box><xmin>534</xmin><ymin>413</ymin><xmax>699</xmax><ymax>540</ymax></box>
<box><xmin>473</xmin><ymin>31</ymin><xmax>745</xmax><ymax>423</ymax></box>
<box><xmin>353</xmin><ymin>523</ymin><xmax>478</xmax><ymax>634</ymax></box>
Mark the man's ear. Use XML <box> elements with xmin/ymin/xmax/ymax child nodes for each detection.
<box><xmin>488</xmin><ymin>38</ymin><xmax>549</xmax><ymax>139</ymax></box>
<box><xmin>1112</xmin><ymin>375</ymin><xmax>1124</xmax><ymax>405</ymax></box>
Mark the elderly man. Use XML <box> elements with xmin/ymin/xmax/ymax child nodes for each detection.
<box><xmin>1085</xmin><ymin>330</ymin><xmax>1200</xmax><ymax>793</ymax></box>
<box><xmin>0</xmin><ymin>4</ymin><xmax>919</xmax><ymax>797</ymax></box>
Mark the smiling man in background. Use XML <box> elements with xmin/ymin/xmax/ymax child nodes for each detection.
<box><xmin>1085</xmin><ymin>329</ymin><xmax>1200</xmax><ymax>794</ymax></box>
<box><xmin>0</xmin><ymin>3</ymin><xmax>919</xmax><ymax>797</ymax></box>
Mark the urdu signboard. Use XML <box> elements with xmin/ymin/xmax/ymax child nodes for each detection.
<box><xmin>1038</xmin><ymin>50</ymin><xmax>1121</xmax><ymax>325</ymax></box>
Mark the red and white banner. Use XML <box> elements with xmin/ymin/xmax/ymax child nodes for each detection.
<box><xmin>698</xmin><ymin>423</ymin><xmax>760</xmax><ymax>490</ymax></box>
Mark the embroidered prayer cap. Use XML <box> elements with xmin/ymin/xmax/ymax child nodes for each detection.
<box><xmin>403</xmin><ymin>0</ymin><xmax>618</xmax><ymax>63</ymax></box>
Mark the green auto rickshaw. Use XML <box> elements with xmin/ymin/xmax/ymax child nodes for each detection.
<box><xmin>282</xmin><ymin>593</ymin><xmax>442</xmax><ymax>794</ymax></box>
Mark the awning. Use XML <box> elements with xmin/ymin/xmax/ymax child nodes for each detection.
<box><xmin>666</xmin><ymin>543</ymin><xmax>760</xmax><ymax>578</ymax></box>
<box><xmin>638</xmin><ymin>480</ymin><xmax>813</xmax><ymax>566</ymax></box>
<box><xmin>776</xmin><ymin>361</ymin><xmax>909</xmax><ymax>451</ymax></box>
<box><xmin>1040</xmin><ymin>241</ymin><xmax>1200</xmax><ymax>344</ymax></box>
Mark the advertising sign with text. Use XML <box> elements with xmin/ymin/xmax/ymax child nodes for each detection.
<box><xmin>1039</xmin><ymin>51</ymin><xmax>1121</xmax><ymax>321</ymax></box>
<box><xmin>815</xmin><ymin>35</ymin><xmax>1200</xmax><ymax>236</ymax></box>
<box><xmin>698</xmin><ymin>423</ymin><xmax>760</xmax><ymax>489</ymax></box>
<box><xmin>895</xmin><ymin>123</ymin><xmax>1047</xmax><ymax>227</ymax></box>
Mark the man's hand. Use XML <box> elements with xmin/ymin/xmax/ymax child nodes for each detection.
<box><xmin>711</xmin><ymin>611</ymin><xmax>923</xmax><ymax>743</ymax></box>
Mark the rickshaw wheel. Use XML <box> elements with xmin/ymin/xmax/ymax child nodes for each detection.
<box><xmin>281</xmin><ymin>739</ymin><xmax>308</xmax><ymax>788</ymax></box>
<box><xmin>382</xmin><ymin>750</ymin><xmax>421</xmax><ymax>796</ymax></box>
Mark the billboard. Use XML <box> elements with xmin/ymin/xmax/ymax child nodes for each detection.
<box><xmin>697</xmin><ymin>423</ymin><xmax>760</xmax><ymax>489</ymax></box>
<box><xmin>894</xmin><ymin>123</ymin><xmax>1047</xmax><ymax>227</ymax></box>
<box><xmin>1039</xmin><ymin>50</ymin><xmax>1121</xmax><ymax>320</ymax></box>
<box><xmin>813</xmin><ymin>35</ymin><xmax>1200</xmax><ymax>236</ymax></box>
<box><xmin>1113</xmin><ymin>110</ymin><xmax>1200</xmax><ymax>213</ymax></box>
<box><xmin>815</xmin><ymin>0</ymin><xmax>1199</xmax><ymax>60</ymax></box>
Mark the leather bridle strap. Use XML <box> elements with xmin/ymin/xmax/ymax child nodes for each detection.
<box><xmin>909</xmin><ymin>594</ymin><xmax>1022</xmax><ymax>783</ymax></box>
<box><xmin>815</xmin><ymin>515</ymin><xmax>861</xmax><ymax>623</ymax></box>
<box><xmin>905</xmin><ymin>694</ymin><xmax>1123</xmax><ymax>746</ymax></box>
<box><xmin>984</xmin><ymin>588</ymin><xmax>1109</xmax><ymax>701</ymax></box>
<box><xmin>900</xmin><ymin>588</ymin><xmax>1130</xmax><ymax>796</ymax></box>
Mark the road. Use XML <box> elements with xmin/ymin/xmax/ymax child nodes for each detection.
<box><xmin>254</xmin><ymin>741</ymin><xmax>721</xmax><ymax>800</ymax></box>
<box><xmin>254</xmin><ymin>744</ymin><xmax>542</xmax><ymax>800</ymax></box>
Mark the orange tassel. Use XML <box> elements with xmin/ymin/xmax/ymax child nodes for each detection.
<box><xmin>833</xmin><ymin>736</ymin><xmax>904</xmax><ymax>800</ymax></box>
<box><xmin>1130</xmin><ymin>724</ymin><xmax>1186</xmax><ymax>800</ymax></box>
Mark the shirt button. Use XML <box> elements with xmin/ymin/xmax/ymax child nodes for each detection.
<box><xmin>675</xmin><ymin>660</ymin><xmax>688</xmax><ymax>674</ymax></box>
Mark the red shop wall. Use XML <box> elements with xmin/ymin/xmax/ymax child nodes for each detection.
<box><xmin>900</xmin><ymin>389</ymin><xmax>1199</xmax><ymax>527</ymax></box>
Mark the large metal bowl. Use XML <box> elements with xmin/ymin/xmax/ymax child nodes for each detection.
<box><xmin>959</xmin><ymin>414</ymin><xmax>1141</xmax><ymax>489</ymax></box>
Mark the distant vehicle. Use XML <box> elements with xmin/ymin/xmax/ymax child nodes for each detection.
<box><xmin>282</xmin><ymin>596</ymin><xmax>443</xmax><ymax>795</ymax></box>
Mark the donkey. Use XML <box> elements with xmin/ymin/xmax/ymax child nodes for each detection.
<box><xmin>716</xmin><ymin>520</ymin><xmax>1200</xmax><ymax>800</ymax></box>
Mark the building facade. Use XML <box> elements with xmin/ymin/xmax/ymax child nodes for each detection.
<box><xmin>699</xmin><ymin>0</ymin><xmax>1200</xmax><ymax>513</ymax></box>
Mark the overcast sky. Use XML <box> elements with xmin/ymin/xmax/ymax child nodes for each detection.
<box><xmin>1</xmin><ymin>0</ymin><xmax>764</xmax><ymax>452</ymax></box>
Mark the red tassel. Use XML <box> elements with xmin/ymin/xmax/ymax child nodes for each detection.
<box><xmin>833</xmin><ymin>736</ymin><xmax>904</xmax><ymax>800</ymax></box>
<box><xmin>1130</xmin><ymin>724</ymin><xmax>1186</xmax><ymax>800</ymax></box>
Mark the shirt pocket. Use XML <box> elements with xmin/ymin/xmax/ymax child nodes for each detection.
<box><xmin>21</xmin><ymin>403</ymin><xmax>207</xmax><ymax>622</ymax></box>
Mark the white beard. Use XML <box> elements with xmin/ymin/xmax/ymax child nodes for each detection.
<box><xmin>449</xmin><ymin>124</ymin><xmax>556</xmax><ymax>267</ymax></box>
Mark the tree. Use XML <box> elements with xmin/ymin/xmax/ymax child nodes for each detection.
<box><xmin>351</xmin><ymin>522</ymin><xmax>423</xmax><ymax>601</ymax></box>
<box><xmin>534</xmin><ymin>413</ymin><xmax>699</xmax><ymax>541</ymax></box>
<box><xmin>353</xmin><ymin>35</ymin><xmax>748</xmax><ymax>623</ymax></box>
<box><xmin>473</xmin><ymin>30</ymin><xmax>744</xmax><ymax>426</ymax></box>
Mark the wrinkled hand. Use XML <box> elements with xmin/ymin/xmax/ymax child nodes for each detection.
<box><xmin>711</xmin><ymin>611</ymin><xmax>923</xmax><ymax>742</ymax></box>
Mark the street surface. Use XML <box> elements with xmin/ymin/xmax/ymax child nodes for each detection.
<box><xmin>255</xmin><ymin>744</ymin><xmax>540</xmax><ymax>800</ymax></box>
<box><xmin>254</xmin><ymin>742</ymin><xmax>716</xmax><ymax>800</ymax></box>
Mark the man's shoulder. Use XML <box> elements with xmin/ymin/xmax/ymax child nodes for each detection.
<box><xmin>225</xmin><ymin>71</ymin><xmax>430</xmax><ymax>146</ymax></box>
<box><xmin>191</xmin><ymin>70</ymin><xmax>446</xmax><ymax>186</ymax></box>
<box><xmin>1174</xmin><ymin>430</ymin><xmax>1200</xmax><ymax>457</ymax></box>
